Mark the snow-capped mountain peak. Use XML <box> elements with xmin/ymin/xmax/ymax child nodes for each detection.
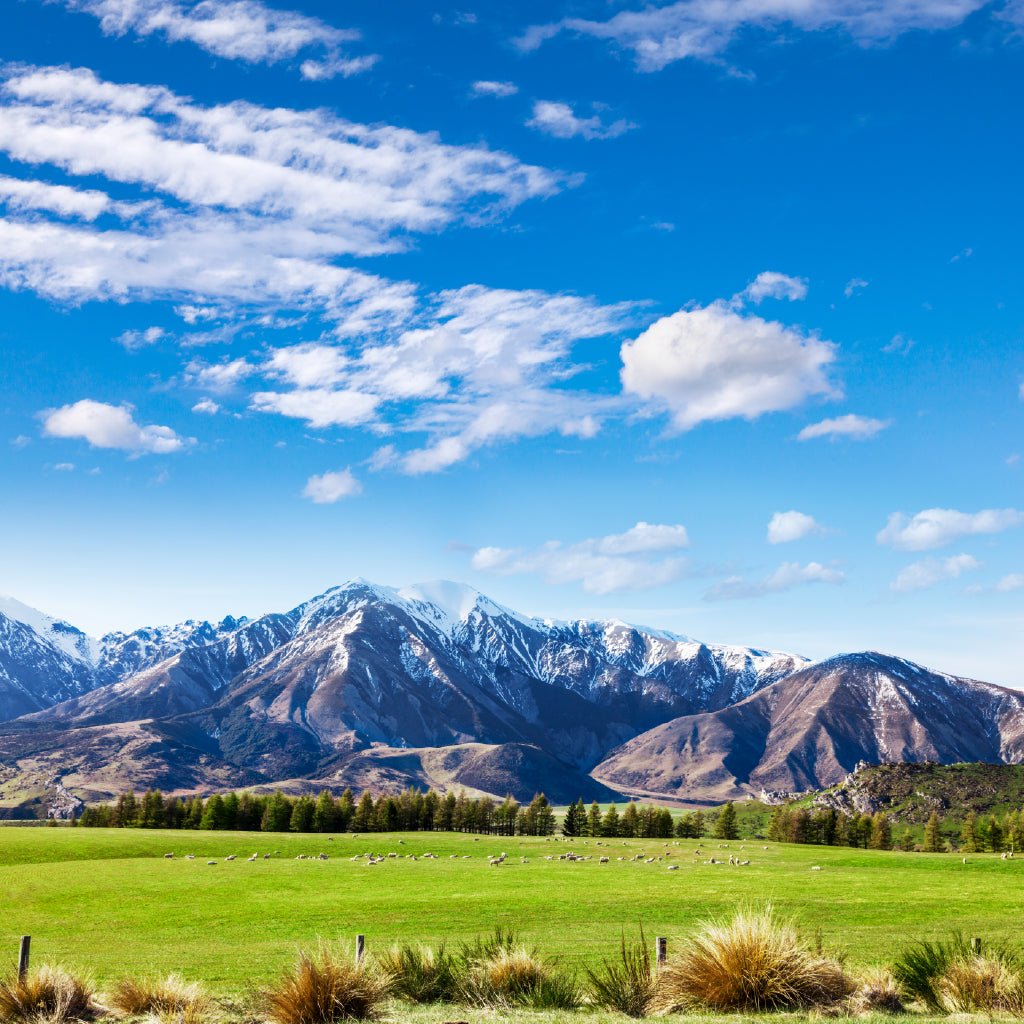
<box><xmin>0</xmin><ymin>594</ymin><xmax>99</xmax><ymax>665</ymax></box>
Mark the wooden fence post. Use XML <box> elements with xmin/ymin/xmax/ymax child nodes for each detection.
<box><xmin>355</xmin><ymin>934</ymin><xmax>365</xmax><ymax>963</ymax></box>
<box><xmin>656</xmin><ymin>936</ymin><xmax>667</xmax><ymax>970</ymax></box>
<box><xmin>18</xmin><ymin>936</ymin><xmax>30</xmax><ymax>981</ymax></box>
<box><xmin>971</xmin><ymin>937</ymin><xmax>982</xmax><ymax>955</ymax></box>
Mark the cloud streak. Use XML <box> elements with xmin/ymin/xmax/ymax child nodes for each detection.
<box><xmin>890</xmin><ymin>553</ymin><xmax>981</xmax><ymax>592</ymax></box>
<box><xmin>469</xmin><ymin>522</ymin><xmax>691</xmax><ymax>593</ymax></box>
<box><xmin>55</xmin><ymin>0</ymin><xmax>376</xmax><ymax>79</ymax></box>
<box><xmin>877</xmin><ymin>508</ymin><xmax>1024</xmax><ymax>551</ymax></box>
<box><xmin>705</xmin><ymin>561</ymin><xmax>844</xmax><ymax>600</ymax></box>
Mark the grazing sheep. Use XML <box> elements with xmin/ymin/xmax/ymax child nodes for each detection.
<box><xmin>599</xmin><ymin>856</ymin><xmax>610</xmax><ymax>863</ymax></box>
<box><xmin>811</xmin><ymin>865</ymin><xmax>822</xmax><ymax>871</ymax></box>
<box><xmin>163</xmin><ymin>853</ymin><xmax>173</xmax><ymax>859</ymax></box>
<box><xmin>264</xmin><ymin>853</ymin><xmax>271</xmax><ymax>859</ymax></box>
<box><xmin>207</xmin><ymin>861</ymin><xmax>216</xmax><ymax>866</ymax></box>
<box><xmin>667</xmin><ymin>865</ymin><xmax>679</xmax><ymax>871</ymax></box>
<box><xmin>185</xmin><ymin>854</ymin><xmax>195</xmax><ymax>860</ymax></box>
<box><xmin>741</xmin><ymin>860</ymin><xmax>750</xmax><ymax>865</ymax></box>
<box><xmin>247</xmin><ymin>854</ymin><xmax>257</xmax><ymax>862</ymax></box>
<box><xmin>225</xmin><ymin>855</ymin><xmax>236</xmax><ymax>861</ymax></box>
<box><xmin>319</xmin><ymin>853</ymin><xmax>329</xmax><ymax>860</ymax></box>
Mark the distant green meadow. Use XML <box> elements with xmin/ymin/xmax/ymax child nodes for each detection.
<box><xmin>2</xmin><ymin>828</ymin><xmax>1023</xmax><ymax>996</ymax></box>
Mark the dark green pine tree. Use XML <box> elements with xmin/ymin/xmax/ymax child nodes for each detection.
<box><xmin>923</xmin><ymin>812</ymin><xmax>944</xmax><ymax>852</ymax></box>
<box><xmin>713</xmin><ymin>800</ymin><xmax>738</xmax><ymax>840</ymax></box>
<box><xmin>585</xmin><ymin>800</ymin><xmax>603</xmax><ymax>838</ymax></box>
<box><xmin>561</xmin><ymin>799</ymin><xmax>582</xmax><ymax>837</ymax></box>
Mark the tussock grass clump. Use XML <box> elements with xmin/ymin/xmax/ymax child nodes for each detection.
<box><xmin>262</xmin><ymin>941</ymin><xmax>392</xmax><ymax>1024</ymax></box>
<box><xmin>376</xmin><ymin>942</ymin><xmax>458</xmax><ymax>1003</ymax></box>
<box><xmin>107</xmin><ymin>974</ymin><xmax>209</xmax><ymax>1021</ymax></box>
<box><xmin>657</xmin><ymin>903</ymin><xmax>852</xmax><ymax>1012</ymax></box>
<box><xmin>937</xmin><ymin>955</ymin><xmax>1024</xmax><ymax>1014</ymax></box>
<box><xmin>849</xmin><ymin>966</ymin><xmax>904</xmax><ymax>1015</ymax></box>
<box><xmin>0</xmin><ymin>965</ymin><xmax>97</xmax><ymax>1022</ymax></box>
<box><xmin>890</xmin><ymin>933</ymin><xmax>971</xmax><ymax>1011</ymax></box>
<box><xmin>584</xmin><ymin>928</ymin><xmax>657</xmax><ymax>1018</ymax></box>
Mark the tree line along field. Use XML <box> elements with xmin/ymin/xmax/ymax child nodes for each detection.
<box><xmin>2</xmin><ymin>827</ymin><xmax>1024</xmax><ymax>998</ymax></box>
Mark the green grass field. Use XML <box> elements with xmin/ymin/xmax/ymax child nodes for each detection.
<box><xmin>3</xmin><ymin>827</ymin><xmax>1024</xmax><ymax>999</ymax></box>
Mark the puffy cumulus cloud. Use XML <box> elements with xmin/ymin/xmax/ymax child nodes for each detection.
<box><xmin>705</xmin><ymin>561</ymin><xmax>844</xmax><ymax>600</ymax></box>
<box><xmin>767</xmin><ymin>510</ymin><xmax>825</xmax><ymax>544</ymax></box>
<box><xmin>40</xmin><ymin>399</ymin><xmax>193</xmax><ymax>454</ymax></box>
<box><xmin>890</xmin><ymin>553</ymin><xmax>981</xmax><ymax>593</ymax></box>
<box><xmin>56</xmin><ymin>0</ymin><xmax>376</xmax><ymax>78</ymax></box>
<box><xmin>965</xmin><ymin>572</ymin><xmax>1024</xmax><ymax>595</ymax></box>
<box><xmin>185</xmin><ymin>358</ymin><xmax>255</xmax><ymax>391</ymax></box>
<box><xmin>472</xmin><ymin>80</ymin><xmax>518</xmax><ymax>98</ymax></box>
<box><xmin>527</xmin><ymin>100</ymin><xmax>636</xmax><ymax>140</ymax></box>
<box><xmin>468</xmin><ymin>521</ymin><xmax>692</xmax><ymax>594</ymax></box>
<box><xmin>250</xmin><ymin>388</ymin><xmax>380</xmax><ymax>428</ymax></box>
<box><xmin>519</xmin><ymin>0</ymin><xmax>992</xmax><ymax>72</ymax></box>
<box><xmin>877</xmin><ymin>508</ymin><xmax>1024</xmax><ymax>552</ymax></box>
<box><xmin>797</xmin><ymin>414</ymin><xmax>890</xmax><ymax>441</ymax></box>
<box><xmin>737</xmin><ymin>271</ymin><xmax>807</xmax><ymax>305</ymax></box>
<box><xmin>191</xmin><ymin>398</ymin><xmax>220</xmax><ymax>414</ymax></box>
<box><xmin>302</xmin><ymin>466</ymin><xmax>362</xmax><ymax>503</ymax></box>
<box><xmin>620</xmin><ymin>300</ymin><xmax>837</xmax><ymax>431</ymax></box>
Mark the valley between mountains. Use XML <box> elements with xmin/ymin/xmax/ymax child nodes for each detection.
<box><xmin>1</xmin><ymin>581</ymin><xmax>1023</xmax><ymax>814</ymax></box>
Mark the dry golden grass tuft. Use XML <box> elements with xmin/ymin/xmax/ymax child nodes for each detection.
<box><xmin>936</xmin><ymin>955</ymin><xmax>1024</xmax><ymax>1014</ymax></box>
<box><xmin>0</xmin><ymin>965</ymin><xmax>97</xmax><ymax>1023</ymax></box>
<box><xmin>657</xmin><ymin>903</ymin><xmax>853</xmax><ymax>1012</ymax></box>
<box><xmin>107</xmin><ymin>974</ymin><xmax>210</xmax><ymax>1021</ymax></box>
<box><xmin>849</xmin><ymin>966</ymin><xmax>904</xmax><ymax>1015</ymax></box>
<box><xmin>262</xmin><ymin>941</ymin><xmax>392</xmax><ymax>1024</ymax></box>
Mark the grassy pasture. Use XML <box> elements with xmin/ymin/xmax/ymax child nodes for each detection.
<box><xmin>2</xmin><ymin>828</ymin><xmax>1024</xmax><ymax>997</ymax></box>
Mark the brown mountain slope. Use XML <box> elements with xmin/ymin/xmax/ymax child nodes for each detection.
<box><xmin>592</xmin><ymin>652</ymin><xmax>1024</xmax><ymax>801</ymax></box>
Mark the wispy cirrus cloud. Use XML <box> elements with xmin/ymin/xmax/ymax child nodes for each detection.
<box><xmin>472</xmin><ymin>80</ymin><xmax>518</xmax><ymax>98</ymax></box>
<box><xmin>468</xmin><ymin>521</ymin><xmax>691</xmax><ymax>594</ymax></box>
<box><xmin>797</xmin><ymin>414</ymin><xmax>890</xmax><ymax>441</ymax></box>
<box><xmin>518</xmin><ymin>0</ymin><xmax>994</xmax><ymax>72</ymax></box>
<box><xmin>877</xmin><ymin>508</ymin><xmax>1024</xmax><ymax>551</ymax></box>
<box><xmin>53</xmin><ymin>0</ymin><xmax>377</xmax><ymax>79</ymax></box>
<box><xmin>705</xmin><ymin>560</ymin><xmax>844</xmax><ymax>600</ymax></box>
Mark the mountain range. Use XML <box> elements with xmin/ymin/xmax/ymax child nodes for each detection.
<box><xmin>1</xmin><ymin>581</ymin><xmax>1022</xmax><ymax>815</ymax></box>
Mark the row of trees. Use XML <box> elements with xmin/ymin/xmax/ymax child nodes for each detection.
<box><xmin>78</xmin><ymin>787</ymin><xmax>557</xmax><ymax>836</ymax></box>
<box><xmin>77</xmin><ymin>786</ymin><xmax>742</xmax><ymax>841</ymax></box>
<box><xmin>766</xmin><ymin>803</ymin><xmax>1024</xmax><ymax>852</ymax></box>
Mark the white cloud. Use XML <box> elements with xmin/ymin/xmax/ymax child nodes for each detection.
<box><xmin>767</xmin><ymin>510</ymin><xmax>824</xmax><ymax>544</ymax></box>
<box><xmin>472</xmin><ymin>80</ymin><xmax>518</xmax><ymax>98</ymax></box>
<box><xmin>620</xmin><ymin>300</ymin><xmax>837</xmax><ymax>431</ymax></box>
<box><xmin>738</xmin><ymin>271</ymin><xmax>807</xmax><ymax>305</ymax></box>
<box><xmin>844</xmin><ymin>277</ymin><xmax>868</xmax><ymax>298</ymax></box>
<box><xmin>890</xmin><ymin>553</ymin><xmax>981</xmax><ymax>593</ymax></box>
<box><xmin>0</xmin><ymin>174</ymin><xmax>110</xmax><ymax>219</ymax></box>
<box><xmin>950</xmin><ymin>247</ymin><xmax>973</xmax><ymax>263</ymax></box>
<box><xmin>302</xmin><ymin>467</ymin><xmax>363</xmax><ymax>503</ymax></box>
<box><xmin>41</xmin><ymin>399</ymin><xmax>192</xmax><ymax>453</ymax></box>
<box><xmin>882</xmin><ymin>333</ymin><xmax>914</xmax><ymax>355</ymax></box>
<box><xmin>468</xmin><ymin>521</ymin><xmax>691</xmax><ymax>594</ymax></box>
<box><xmin>706</xmin><ymin>561</ymin><xmax>844</xmax><ymax>600</ymax></box>
<box><xmin>185</xmin><ymin>358</ymin><xmax>255</xmax><ymax>391</ymax></box>
<box><xmin>519</xmin><ymin>0</ymin><xmax>991</xmax><ymax>72</ymax></box>
<box><xmin>251</xmin><ymin>388</ymin><xmax>380</xmax><ymax>428</ymax></box>
<box><xmin>527</xmin><ymin>101</ymin><xmax>636</xmax><ymax>141</ymax></box>
<box><xmin>57</xmin><ymin>0</ymin><xmax>376</xmax><ymax>78</ymax></box>
<box><xmin>877</xmin><ymin>508</ymin><xmax>1024</xmax><ymax>551</ymax></box>
<box><xmin>996</xmin><ymin>573</ymin><xmax>1024</xmax><ymax>592</ymax></box>
<box><xmin>797</xmin><ymin>414</ymin><xmax>890</xmax><ymax>441</ymax></box>
<box><xmin>53</xmin><ymin>462</ymin><xmax>75</xmax><ymax>471</ymax></box>
<box><xmin>11</xmin><ymin>435</ymin><xmax>31</xmax><ymax>448</ymax></box>
<box><xmin>116</xmin><ymin>326</ymin><xmax>166</xmax><ymax>351</ymax></box>
<box><xmin>191</xmin><ymin>398</ymin><xmax>220</xmax><ymax>414</ymax></box>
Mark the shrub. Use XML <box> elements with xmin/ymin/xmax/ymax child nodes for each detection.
<box><xmin>262</xmin><ymin>941</ymin><xmax>392</xmax><ymax>1024</ymax></box>
<box><xmin>526</xmin><ymin>971</ymin><xmax>583</xmax><ymax>1010</ymax></box>
<box><xmin>657</xmin><ymin>903</ymin><xmax>852</xmax><ymax>1012</ymax></box>
<box><xmin>107</xmin><ymin>974</ymin><xmax>209</xmax><ymax>1021</ymax></box>
<box><xmin>375</xmin><ymin>942</ymin><xmax>458</xmax><ymax>1003</ymax></box>
<box><xmin>850</xmin><ymin>966</ymin><xmax>904</xmax><ymax>1014</ymax></box>
<box><xmin>891</xmin><ymin>933</ymin><xmax>971</xmax><ymax>1011</ymax></box>
<box><xmin>0</xmin><ymin>965</ymin><xmax>97</xmax><ymax>1022</ymax></box>
<box><xmin>585</xmin><ymin>928</ymin><xmax>657</xmax><ymax>1019</ymax></box>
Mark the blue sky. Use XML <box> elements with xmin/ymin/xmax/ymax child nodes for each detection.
<box><xmin>2</xmin><ymin>0</ymin><xmax>1023</xmax><ymax>686</ymax></box>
